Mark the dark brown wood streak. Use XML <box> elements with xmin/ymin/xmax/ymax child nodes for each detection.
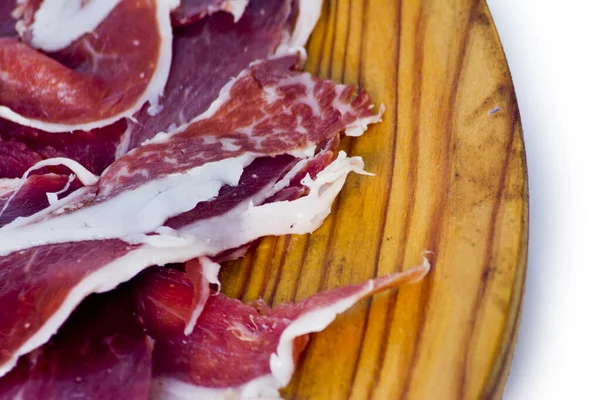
<box><xmin>458</xmin><ymin>96</ymin><xmax>518</xmax><ymax>398</ymax></box>
<box><xmin>347</xmin><ymin>0</ymin><xmax>404</xmax><ymax>394</ymax></box>
<box><xmin>401</xmin><ymin>0</ymin><xmax>482</xmax><ymax>396</ymax></box>
<box><xmin>222</xmin><ymin>0</ymin><xmax>528</xmax><ymax>399</ymax></box>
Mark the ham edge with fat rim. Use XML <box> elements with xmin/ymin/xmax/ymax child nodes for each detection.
<box><xmin>140</xmin><ymin>260</ymin><xmax>431</xmax><ymax>399</ymax></box>
<box><xmin>0</xmin><ymin>0</ymin><xmax>177</xmax><ymax>132</ymax></box>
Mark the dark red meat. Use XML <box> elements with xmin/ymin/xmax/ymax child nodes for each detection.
<box><xmin>0</xmin><ymin>119</ymin><xmax>125</xmax><ymax>179</ymax></box>
<box><xmin>0</xmin><ymin>1</ymin><xmax>16</xmax><ymax>37</ymax></box>
<box><xmin>0</xmin><ymin>239</ymin><xmax>140</xmax><ymax>371</ymax></box>
<box><xmin>0</xmin><ymin>286</ymin><xmax>153</xmax><ymax>400</ymax></box>
<box><xmin>172</xmin><ymin>0</ymin><xmax>246</xmax><ymax>26</ymax></box>
<box><xmin>165</xmin><ymin>154</ymin><xmax>297</xmax><ymax>229</ymax></box>
<box><xmin>0</xmin><ymin>174</ymin><xmax>82</xmax><ymax>227</ymax></box>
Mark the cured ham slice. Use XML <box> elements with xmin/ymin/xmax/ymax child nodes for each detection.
<box><xmin>0</xmin><ymin>55</ymin><xmax>381</xmax><ymax>376</ymax></box>
<box><xmin>172</xmin><ymin>0</ymin><xmax>249</xmax><ymax>26</ymax></box>
<box><xmin>118</xmin><ymin>0</ymin><xmax>323</xmax><ymax>154</ymax></box>
<box><xmin>0</xmin><ymin>174</ymin><xmax>81</xmax><ymax>227</ymax></box>
<box><xmin>0</xmin><ymin>0</ymin><xmax>175</xmax><ymax>132</ymax></box>
<box><xmin>137</xmin><ymin>263</ymin><xmax>430</xmax><ymax>399</ymax></box>
<box><xmin>0</xmin><ymin>288</ymin><xmax>153</xmax><ymax>400</ymax></box>
<box><xmin>0</xmin><ymin>118</ymin><xmax>126</xmax><ymax>178</ymax></box>
<box><xmin>183</xmin><ymin>257</ymin><xmax>221</xmax><ymax>335</ymax></box>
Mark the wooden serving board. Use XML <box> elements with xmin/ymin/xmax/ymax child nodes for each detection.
<box><xmin>221</xmin><ymin>0</ymin><xmax>528</xmax><ymax>398</ymax></box>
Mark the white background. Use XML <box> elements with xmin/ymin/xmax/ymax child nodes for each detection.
<box><xmin>487</xmin><ymin>0</ymin><xmax>600</xmax><ymax>398</ymax></box>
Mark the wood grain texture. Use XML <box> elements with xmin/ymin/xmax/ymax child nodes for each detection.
<box><xmin>220</xmin><ymin>0</ymin><xmax>528</xmax><ymax>398</ymax></box>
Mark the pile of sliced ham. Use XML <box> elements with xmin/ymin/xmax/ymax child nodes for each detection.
<box><xmin>0</xmin><ymin>1</ymin><xmax>429</xmax><ymax>398</ymax></box>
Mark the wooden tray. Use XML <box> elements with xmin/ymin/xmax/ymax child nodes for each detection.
<box><xmin>221</xmin><ymin>0</ymin><xmax>528</xmax><ymax>398</ymax></box>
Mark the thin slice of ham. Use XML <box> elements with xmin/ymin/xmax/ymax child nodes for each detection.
<box><xmin>0</xmin><ymin>118</ymin><xmax>126</xmax><ymax>178</ymax></box>
<box><xmin>0</xmin><ymin>53</ymin><xmax>381</xmax><ymax>377</ymax></box>
<box><xmin>183</xmin><ymin>257</ymin><xmax>221</xmax><ymax>335</ymax></box>
<box><xmin>137</xmin><ymin>262</ymin><xmax>430</xmax><ymax>399</ymax></box>
<box><xmin>0</xmin><ymin>287</ymin><xmax>153</xmax><ymax>400</ymax></box>
<box><xmin>0</xmin><ymin>0</ymin><xmax>175</xmax><ymax>132</ymax></box>
<box><xmin>1</xmin><ymin>55</ymin><xmax>380</xmax><ymax>253</ymax></box>
<box><xmin>171</xmin><ymin>0</ymin><xmax>249</xmax><ymax>26</ymax></box>
<box><xmin>118</xmin><ymin>0</ymin><xmax>324</xmax><ymax>155</ymax></box>
<box><xmin>0</xmin><ymin>174</ymin><xmax>81</xmax><ymax>227</ymax></box>
<box><xmin>0</xmin><ymin>149</ymin><xmax>366</xmax><ymax>377</ymax></box>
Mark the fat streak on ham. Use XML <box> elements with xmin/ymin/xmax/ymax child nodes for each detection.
<box><xmin>0</xmin><ymin>0</ymin><xmax>176</xmax><ymax>132</ymax></box>
<box><xmin>0</xmin><ymin>54</ymin><xmax>382</xmax><ymax>376</ymax></box>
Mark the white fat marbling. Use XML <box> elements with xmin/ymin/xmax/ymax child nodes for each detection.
<box><xmin>180</xmin><ymin>152</ymin><xmax>368</xmax><ymax>244</ymax></box>
<box><xmin>223</xmin><ymin>0</ymin><xmax>248</xmax><ymax>22</ymax></box>
<box><xmin>0</xmin><ymin>178</ymin><xmax>23</xmax><ymax>195</ymax></box>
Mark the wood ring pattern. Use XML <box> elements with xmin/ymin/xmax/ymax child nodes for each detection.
<box><xmin>220</xmin><ymin>0</ymin><xmax>528</xmax><ymax>398</ymax></box>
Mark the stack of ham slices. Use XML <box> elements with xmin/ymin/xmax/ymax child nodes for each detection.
<box><xmin>0</xmin><ymin>1</ymin><xmax>429</xmax><ymax>398</ymax></box>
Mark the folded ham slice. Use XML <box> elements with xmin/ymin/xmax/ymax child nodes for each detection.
<box><xmin>0</xmin><ymin>0</ymin><xmax>175</xmax><ymax>132</ymax></box>
<box><xmin>139</xmin><ymin>262</ymin><xmax>430</xmax><ymax>399</ymax></box>
<box><xmin>0</xmin><ymin>55</ymin><xmax>381</xmax><ymax>376</ymax></box>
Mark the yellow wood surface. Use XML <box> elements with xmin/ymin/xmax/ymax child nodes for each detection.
<box><xmin>220</xmin><ymin>0</ymin><xmax>528</xmax><ymax>398</ymax></box>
